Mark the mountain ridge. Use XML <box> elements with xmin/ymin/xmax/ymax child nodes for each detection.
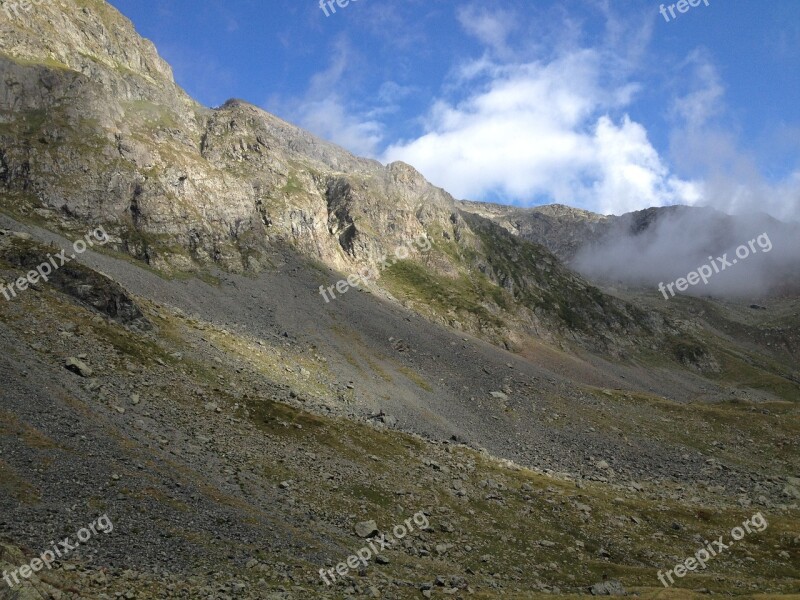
<box><xmin>0</xmin><ymin>0</ymin><xmax>682</xmax><ymax>357</ymax></box>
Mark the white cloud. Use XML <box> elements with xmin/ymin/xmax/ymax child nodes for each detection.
<box><xmin>592</xmin><ymin>115</ymin><xmax>701</xmax><ymax>214</ymax></box>
<box><xmin>383</xmin><ymin>50</ymin><xmax>699</xmax><ymax>215</ymax></box>
<box><xmin>669</xmin><ymin>48</ymin><xmax>726</xmax><ymax>131</ymax></box>
<box><xmin>668</xmin><ymin>53</ymin><xmax>800</xmax><ymax>221</ymax></box>
<box><xmin>272</xmin><ymin>38</ymin><xmax>384</xmax><ymax>158</ymax></box>
<box><xmin>457</xmin><ymin>4</ymin><xmax>517</xmax><ymax>56</ymax></box>
<box><xmin>296</xmin><ymin>97</ymin><xmax>383</xmax><ymax>158</ymax></box>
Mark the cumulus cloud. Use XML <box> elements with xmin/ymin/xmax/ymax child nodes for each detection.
<box><xmin>278</xmin><ymin>3</ymin><xmax>797</xmax><ymax>223</ymax></box>
<box><xmin>383</xmin><ymin>49</ymin><xmax>699</xmax><ymax>214</ymax></box>
<box><xmin>568</xmin><ymin>49</ymin><xmax>799</xmax><ymax>298</ymax></box>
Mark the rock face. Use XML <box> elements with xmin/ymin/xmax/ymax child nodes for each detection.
<box><xmin>589</xmin><ymin>579</ymin><xmax>626</xmax><ymax>596</ymax></box>
<box><xmin>0</xmin><ymin>0</ymin><xmax>447</xmax><ymax>276</ymax></box>
<box><xmin>457</xmin><ymin>200</ymin><xmax>611</xmax><ymax>263</ymax></box>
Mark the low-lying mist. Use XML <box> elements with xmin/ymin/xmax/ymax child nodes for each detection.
<box><xmin>572</xmin><ymin>206</ymin><xmax>800</xmax><ymax>299</ymax></box>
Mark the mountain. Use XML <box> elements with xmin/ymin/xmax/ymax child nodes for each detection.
<box><xmin>459</xmin><ymin>201</ymin><xmax>800</xmax><ymax>297</ymax></box>
<box><xmin>1</xmin><ymin>1</ymin><xmax>798</xmax><ymax>598</ymax></box>
<box><xmin>456</xmin><ymin>201</ymin><xmax>611</xmax><ymax>263</ymax></box>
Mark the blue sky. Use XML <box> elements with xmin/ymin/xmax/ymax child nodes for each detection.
<box><xmin>107</xmin><ymin>0</ymin><xmax>800</xmax><ymax>220</ymax></box>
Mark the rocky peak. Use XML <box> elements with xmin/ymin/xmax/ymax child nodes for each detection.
<box><xmin>1</xmin><ymin>0</ymin><xmax>175</xmax><ymax>85</ymax></box>
<box><xmin>206</xmin><ymin>98</ymin><xmax>382</xmax><ymax>175</ymax></box>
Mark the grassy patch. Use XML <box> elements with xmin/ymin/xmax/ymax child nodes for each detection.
<box><xmin>398</xmin><ymin>365</ymin><xmax>432</xmax><ymax>392</ymax></box>
<box><xmin>382</xmin><ymin>261</ymin><xmax>507</xmax><ymax>328</ymax></box>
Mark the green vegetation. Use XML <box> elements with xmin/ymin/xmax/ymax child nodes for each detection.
<box><xmin>0</xmin><ymin>52</ymin><xmax>71</xmax><ymax>71</ymax></box>
<box><xmin>711</xmin><ymin>349</ymin><xmax>800</xmax><ymax>403</ymax></box>
<box><xmin>382</xmin><ymin>260</ymin><xmax>507</xmax><ymax>328</ymax></box>
<box><xmin>462</xmin><ymin>211</ymin><xmax>642</xmax><ymax>336</ymax></box>
<box><xmin>123</xmin><ymin>100</ymin><xmax>181</xmax><ymax>130</ymax></box>
<box><xmin>667</xmin><ymin>335</ymin><xmax>713</xmax><ymax>367</ymax></box>
<box><xmin>280</xmin><ymin>172</ymin><xmax>304</xmax><ymax>196</ymax></box>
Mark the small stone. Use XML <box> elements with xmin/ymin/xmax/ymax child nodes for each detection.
<box><xmin>589</xmin><ymin>580</ymin><xmax>625</xmax><ymax>596</ymax></box>
<box><xmin>91</xmin><ymin>571</ymin><xmax>108</xmax><ymax>585</ymax></box>
<box><xmin>355</xmin><ymin>520</ymin><xmax>378</xmax><ymax>538</ymax></box>
<box><xmin>65</xmin><ymin>357</ymin><xmax>93</xmax><ymax>378</ymax></box>
<box><xmin>782</xmin><ymin>485</ymin><xmax>800</xmax><ymax>499</ymax></box>
<box><xmin>379</xmin><ymin>414</ymin><xmax>398</xmax><ymax>428</ymax></box>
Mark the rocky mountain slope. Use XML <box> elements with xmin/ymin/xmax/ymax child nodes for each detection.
<box><xmin>455</xmin><ymin>202</ymin><xmax>611</xmax><ymax>264</ymax></box>
<box><xmin>1</xmin><ymin>216</ymin><xmax>798</xmax><ymax>600</ymax></box>
<box><xmin>0</xmin><ymin>1</ymin><xmax>798</xmax><ymax>598</ymax></box>
<box><xmin>0</xmin><ymin>0</ymin><xmax>696</xmax><ymax>360</ymax></box>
